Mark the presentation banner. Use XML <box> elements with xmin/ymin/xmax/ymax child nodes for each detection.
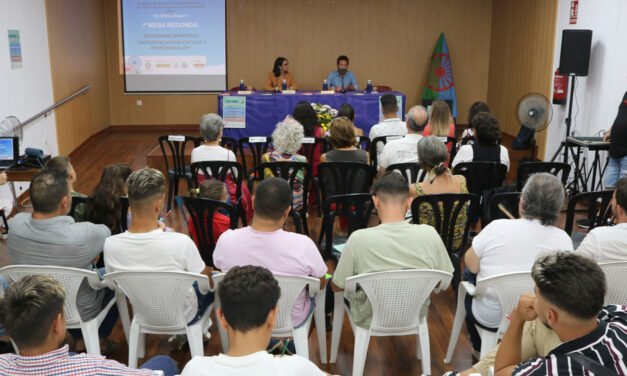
<box><xmin>223</xmin><ymin>96</ymin><xmax>246</xmax><ymax>129</ymax></box>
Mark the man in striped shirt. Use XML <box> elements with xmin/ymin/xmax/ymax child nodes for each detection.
<box><xmin>0</xmin><ymin>275</ymin><xmax>178</xmax><ymax>376</ymax></box>
<box><xmin>495</xmin><ymin>252</ymin><xmax>627</xmax><ymax>376</ymax></box>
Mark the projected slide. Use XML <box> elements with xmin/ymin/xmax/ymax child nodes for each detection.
<box><xmin>121</xmin><ymin>0</ymin><xmax>226</xmax><ymax>92</ymax></box>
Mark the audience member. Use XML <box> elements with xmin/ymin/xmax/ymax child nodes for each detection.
<box><xmin>104</xmin><ymin>168</ymin><xmax>213</xmax><ymax>346</ymax></box>
<box><xmin>495</xmin><ymin>252</ymin><xmax>627</xmax><ymax>376</ymax></box>
<box><xmin>264</xmin><ymin>57</ymin><xmax>297</xmax><ymax>91</ymax></box>
<box><xmin>293</xmin><ymin>101</ymin><xmax>324</xmax><ymax>176</ymax></box>
<box><xmin>0</xmin><ymin>275</ymin><xmax>178</xmax><ymax>375</ymax></box>
<box><xmin>191</xmin><ymin>113</ymin><xmax>252</xmax><ymax>222</ymax></box>
<box><xmin>74</xmin><ymin>163</ymin><xmax>132</xmax><ymax>234</ymax></box>
<box><xmin>7</xmin><ymin>169</ymin><xmax>115</xmax><ymax>351</ymax></box>
<box><xmin>410</xmin><ymin>136</ymin><xmax>468</xmax><ymax>247</ymax></box>
<box><xmin>214</xmin><ymin>178</ymin><xmax>327</xmax><ymax>327</ymax></box>
<box><xmin>603</xmin><ymin>90</ymin><xmax>627</xmax><ymax>188</ymax></box>
<box><xmin>327</xmin><ymin>55</ymin><xmax>358</xmax><ymax>92</ymax></box>
<box><xmin>464</xmin><ymin>173</ymin><xmax>573</xmax><ymax>353</ymax></box>
<box><xmin>182</xmin><ymin>266</ymin><xmax>328</xmax><ymax>375</ymax></box>
<box><xmin>452</xmin><ymin>112</ymin><xmax>510</xmax><ymax>170</ymax></box>
<box><xmin>378</xmin><ymin>105</ymin><xmax>428</xmax><ymax>173</ymax></box>
<box><xmin>423</xmin><ymin>100</ymin><xmax>456</xmax><ymax>153</ymax></box>
<box><xmin>369</xmin><ymin>94</ymin><xmax>407</xmax><ymax>159</ymax></box>
<box><xmin>332</xmin><ymin>172</ymin><xmax>453</xmax><ymax>327</ymax></box>
<box><xmin>577</xmin><ymin>177</ymin><xmax>627</xmax><ymax>261</ymax></box>
<box><xmin>336</xmin><ymin>103</ymin><xmax>364</xmax><ymax>136</ymax></box>
<box><xmin>261</xmin><ymin>118</ymin><xmax>308</xmax><ymax>211</ymax></box>
<box><xmin>46</xmin><ymin>155</ymin><xmax>85</xmax><ymax>197</ymax></box>
<box><xmin>321</xmin><ymin>117</ymin><xmax>369</xmax><ymax>164</ymax></box>
<box><xmin>459</xmin><ymin>101</ymin><xmax>491</xmax><ymax>148</ymax></box>
<box><xmin>188</xmin><ymin>179</ymin><xmax>232</xmax><ymax>247</ymax></box>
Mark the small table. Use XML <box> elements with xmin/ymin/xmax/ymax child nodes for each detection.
<box><xmin>6</xmin><ymin>167</ymin><xmax>41</xmax><ymax>211</ymax></box>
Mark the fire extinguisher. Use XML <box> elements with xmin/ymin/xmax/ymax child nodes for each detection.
<box><xmin>553</xmin><ymin>69</ymin><xmax>568</xmax><ymax>105</ymax></box>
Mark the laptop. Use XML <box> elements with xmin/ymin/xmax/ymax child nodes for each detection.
<box><xmin>0</xmin><ymin>137</ymin><xmax>19</xmax><ymax>169</ymax></box>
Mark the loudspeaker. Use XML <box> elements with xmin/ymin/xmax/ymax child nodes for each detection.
<box><xmin>559</xmin><ymin>29</ymin><xmax>592</xmax><ymax>76</ymax></box>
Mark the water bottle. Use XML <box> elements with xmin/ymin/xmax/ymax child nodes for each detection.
<box><xmin>366</xmin><ymin>80</ymin><xmax>373</xmax><ymax>93</ymax></box>
<box><xmin>282</xmin><ymin>79</ymin><xmax>287</xmax><ymax>91</ymax></box>
<box><xmin>322</xmin><ymin>79</ymin><xmax>328</xmax><ymax>91</ymax></box>
<box><xmin>239</xmin><ymin>79</ymin><xmax>245</xmax><ymax>90</ymax></box>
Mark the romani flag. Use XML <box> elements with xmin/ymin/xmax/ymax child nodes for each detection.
<box><xmin>422</xmin><ymin>32</ymin><xmax>458</xmax><ymax>117</ymax></box>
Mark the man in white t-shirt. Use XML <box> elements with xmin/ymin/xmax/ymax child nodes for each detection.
<box><xmin>378</xmin><ymin>105</ymin><xmax>428</xmax><ymax>175</ymax></box>
<box><xmin>182</xmin><ymin>266</ymin><xmax>329</xmax><ymax>376</ymax></box>
<box><xmin>463</xmin><ymin>173</ymin><xmax>573</xmax><ymax>353</ymax></box>
<box><xmin>104</xmin><ymin>168</ymin><xmax>213</xmax><ymax>326</ymax></box>
<box><xmin>369</xmin><ymin>94</ymin><xmax>407</xmax><ymax>160</ymax></box>
<box><xmin>577</xmin><ymin>177</ymin><xmax>627</xmax><ymax>262</ymax></box>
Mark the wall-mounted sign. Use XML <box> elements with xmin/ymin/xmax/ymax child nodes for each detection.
<box><xmin>570</xmin><ymin>0</ymin><xmax>579</xmax><ymax>24</ymax></box>
<box><xmin>8</xmin><ymin>30</ymin><xmax>22</xmax><ymax>69</ymax></box>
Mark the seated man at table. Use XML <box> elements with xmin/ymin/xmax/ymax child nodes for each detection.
<box><xmin>7</xmin><ymin>169</ymin><xmax>115</xmax><ymax>351</ymax></box>
<box><xmin>378</xmin><ymin>105</ymin><xmax>428</xmax><ymax>175</ymax></box>
<box><xmin>369</xmin><ymin>94</ymin><xmax>407</xmax><ymax>160</ymax></box>
<box><xmin>331</xmin><ymin>172</ymin><xmax>454</xmax><ymax>328</ymax></box>
<box><xmin>327</xmin><ymin>55</ymin><xmax>358</xmax><ymax>92</ymax></box>
<box><xmin>0</xmin><ymin>274</ymin><xmax>178</xmax><ymax>375</ymax></box>
<box><xmin>214</xmin><ymin>178</ymin><xmax>327</xmax><ymax>328</ymax></box>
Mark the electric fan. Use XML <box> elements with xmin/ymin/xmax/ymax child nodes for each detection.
<box><xmin>0</xmin><ymin>116</ymin><xmax>23</xmax><ymax>142</ymax></box>
<box><xmin>515</xmin><ymin>93</ymin><xmax>552</xmax><ymax>159</ymax></box>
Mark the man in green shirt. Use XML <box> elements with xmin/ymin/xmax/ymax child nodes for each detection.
<box><xmin>332</xmin><ymin>172</ymin><xmax>454</xmax><ymax>327</ymax></box>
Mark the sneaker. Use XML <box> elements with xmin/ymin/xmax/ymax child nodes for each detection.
<box><xmin>168</xmin><ymin>334</ymin><xmax>187</xmax><ymax>351</ymax></box>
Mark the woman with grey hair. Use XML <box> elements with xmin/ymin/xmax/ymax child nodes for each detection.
<box><xmin>191</xmin><ymin>113</ymin><xmax>253</xmax><ymax>221</ymax></box>
<box><xmin>463</xmin><ymin>172</ymin><xmax>573</xmax><ymax>354</ymax></box>
<box><xmin>261</xmin><ymin>117</ymin><xmax>308</xmax><ymax>211</ymax></box>
<box><xmin>409</xmin><ymin>136</ymin><xmax>469</xmax><ymax>249</ymax></box>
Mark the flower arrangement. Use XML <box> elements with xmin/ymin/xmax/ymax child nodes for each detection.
<box><xmin>311</xmin><ymin>103</ymin><xmax>338</xmax><ymax>132</ymax></box>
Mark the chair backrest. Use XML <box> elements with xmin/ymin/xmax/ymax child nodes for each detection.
<box><xmin>355</xmin><ymin>136</ymin><xmax>371</xmax><ymax>151</ymax></box>
<box><xmin>321</xmin><ymin>193</ymin><xmax>374</xmax><ymax>257</ymax></box>
<box><xmin>299</xmin><ymin>137</ymin><xmax>328</xmax><ymax>163</ymax></box>
<box><xmin>238</xmin><ymin>137</ymin><xmax>273</xmax><ymax>175</ymax></box>
<box><xmin>483</xmin><ymin>192</ymin><xmax>522</xmax><ymax>226</ymax></box>
<box><xmin>318</xmin><ymin>162</ymin><xmax>373</xmax><ymax>202</ymax></box>
<box><xmin>447</xmin><ymin>136</ymin><xmax>458</xmax><ymax>162</ymax></box>
<box><xmin>564</xmin><ymin>190</ymin><xmax>614</xmax><ymax>236</ymax></box>
<box><xmin>220</xmin><ymin>136</ymin><xmax>239</xmax><ymax>155</ymax></box>
<box><xmin>369</xmin><ymin>135</ymin><xmax>404</xmax><ymax>172</ymax></box>
<box><xmin>179</xmin><ymin>196</ymin><xmax>238</xmax><ymax>266</ymax></box>
<box><xmin>254</xmin><ymin>161</ymin><xmax>312</xmax><ymax>207</ymax></box>
<box><xmin>212</xmin><ymin>273</ymin><xmax>319</xmax><ymax>336</ymax></box>
<box><xmin>103</xmin><ymin>271</ymin><xmax>210</xmax><ymax>330</ymax></box>
<box><xmin>345</xmin><ymin>270</ymin><xmax>452</xmax><ymax>333</ymax></box>
<box><xmin>599</xmin><ymin>262</ymin><xmax>627</xmax><ymax>305</ymax></box>
<box><xmin>69</xmin><ymin>195</ymin><xmax>88</xmax><ymax>219</ymax></box>
<box><xmin>373</xmin><ymin>85</ymin><xmax>392</xmax><ymax>92</ymax></box>
<box><xmin>386</xmin><ymin>163</ymin><xmax>427</xmax><ymax>184</ymax></box>
<box><xmin>410</xmin><ymin>193</ymin><xmax>478</xmax><ymax>255</ymax></box>
<box><xmin>158</xmin><ymin>135</ymin><xmax>198</xmax><ymax>176</ymax></box>
<box><xmin>517</xmin><ymin>162</ymin><xmax>571</xmax><ymax>191</ymax></box>
<box><xmin>475</xmin><ymin>271</ymin><xmax>535</xmax><ymax>332</ymax></box>
<box><xmin>453</xmin><ymin>162</ymin><xmax>508</xmax><ymax>197</ymax></box>
<box><xmin>119</xmin><ymin>196</ymin><xmax>130</xmax><ymax>233</ymax></box>
<box><xmin>190</xmin><ymin>161</ymin><xmax>244</xmax><ymax>200</ymax></box>
<box><xmin>0</xmin><ymin>265</ymin><xmax>101</xmax><ymax>326</ymax></box>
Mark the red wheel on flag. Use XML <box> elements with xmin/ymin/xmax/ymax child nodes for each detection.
<box><xmin>427</xmin><ymin>53</ymin><xmax>455</xmax><ymax>92</ymax></box>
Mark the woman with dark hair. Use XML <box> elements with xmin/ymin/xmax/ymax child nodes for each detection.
<box><xmin>321</xmin><ymin>117</ymin><xmax>368</xmax><ymax>164</ymax></box>
<box><xmin>459</xmin><ymin>101</ymin><xmax>491</xmax><ymax>147</ymax></box>
<box><xmin>75</xmin><ymin>163</ymin><xmax>132</xmax><ymax>234</ymax></box>
<box><xmin>337</xmin><ymin>103</ymin><xmax>364</xmax><ymax>136</ymax></box>
<box><xmin>263</xmin><ymin>57</ymin><xmax>297</xmax><ymax>91</ymax></box>
<box><xmin>293</xmin><ymin>101</ymin><xmax>324</xmax><ymax>176</ymax></box>
<box><xmin>452</xmin><ymin>112</ymin><xmax>510</xmax><ymax>171</ymax></box>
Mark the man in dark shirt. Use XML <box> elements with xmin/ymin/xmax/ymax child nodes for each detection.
<box><xmin>495</xmin><ymin>252</ymin><xmax>627</xmax><ymax>376</ymax></box>
<box><xmin>604</xmin><ymin>90</ymin><xmax>627</xmax><ymax>188</ymax></box>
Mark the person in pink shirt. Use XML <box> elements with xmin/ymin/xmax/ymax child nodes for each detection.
<box><xmin>214</xmin><ymin>178</ymin><xmax>327</xmax><ymax>327</ymax></box>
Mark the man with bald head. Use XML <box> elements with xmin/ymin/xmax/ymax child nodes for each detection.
<box><xmin>377</xmin><ymin>105</ymin><xmax>429</xmax><ymax>175</ymax></box>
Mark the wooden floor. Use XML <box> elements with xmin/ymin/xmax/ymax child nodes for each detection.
<box><xmin>0</xmin><ymin>128</ymin><xmax>523</xmax><ymax>375</ymax></box>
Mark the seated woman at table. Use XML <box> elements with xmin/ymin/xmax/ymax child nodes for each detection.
<box><xmin>337</xmin><ymin>103</ymin><xmax>364</xmax><ymax>137</ymax></box>
<box><xmin>321</xmin><ymin>117</ymin><xmax>369</xmax><ymax>164</ymax></box>
<box><xmin>409</xmin><ymin>136</ymin><xmax>468</xmax><ymax>250</ymax></box>
<box><xmin>192</xmin><ymin>113</ymin><xmax>252</xmax><ymax>222</ymax></box>
<box><xmin>264</xmin><ymin>57</ymin><xmax>297</xmax><ymax>91</ymax></box>
<box><xmin>452</xmin><ymin>111</ymin><xmax>510</xmax><ymax>171</ymax></box>
<box><xmin>293</xmin><ymin>101</ymin><xmax>324</xmax><ymax>175</ymax></box>
<box><xmin>423</xmin><ymin>99</ymin><xmax>456</xmax><ymax>154</ymax></box>
<box><xmin>261</xmin><ymin>117</ymin><xmax>308</xmax><ymax>211</ymax></box>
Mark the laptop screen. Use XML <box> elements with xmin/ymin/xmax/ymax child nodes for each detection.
<box><xmin>0</xmin><ymin>137</ymin><xmax>18</xmax><ymax>164</ymax></box>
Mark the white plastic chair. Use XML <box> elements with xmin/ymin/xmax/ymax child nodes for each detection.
<box><xmin>212</xmin><ymin>273</ymin><xmax>327</xmax><ymax>363</ymax></box>
<box><xmin>329</xmin><ymin>269</ymin><xmax>452</xmax><ymax>376</ymax></box>
<box><xmin>444</xmin><ymin>271</ymin><xmax>534</xmax><ymax>362</ymax></box>
<box><xmin>0</xmin><ymin>265</ymin><xmax>118</xmax><ymax>355</ymax></box>
<box><xmin>599</xmin><ymin>261</ymin><xmax>627</xmax><ymax>305</ymax></box>
<box><xmin>103</xmin><ymin>271</ymin><xmax>213</xmax><ymax>368</ymax></box>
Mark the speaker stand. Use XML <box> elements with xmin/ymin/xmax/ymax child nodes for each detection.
<box><xmin>551</xmin><ymin>75</ymin><xmax>577</xmax><ymax>164</ymax></box>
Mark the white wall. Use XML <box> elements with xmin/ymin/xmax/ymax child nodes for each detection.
<box><xmin>547</xmin><ymin>0</ymin><xmax>627</xmax><ymax>163</ymax></box>
<box><xmin>0</xmin><ymin>0</ymin><xmax>59</xmax><ymax>205</ymax></box>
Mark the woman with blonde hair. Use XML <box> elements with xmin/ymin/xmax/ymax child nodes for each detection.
<box><xmin>320</xmin><ymin>117</ymin><xmax>369</xmax><ymax>164</ymax></box>
<box><xmin>423</xmin><ymin>100</ymin><xmax>456</xmax><ymax>153</ymax></box>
